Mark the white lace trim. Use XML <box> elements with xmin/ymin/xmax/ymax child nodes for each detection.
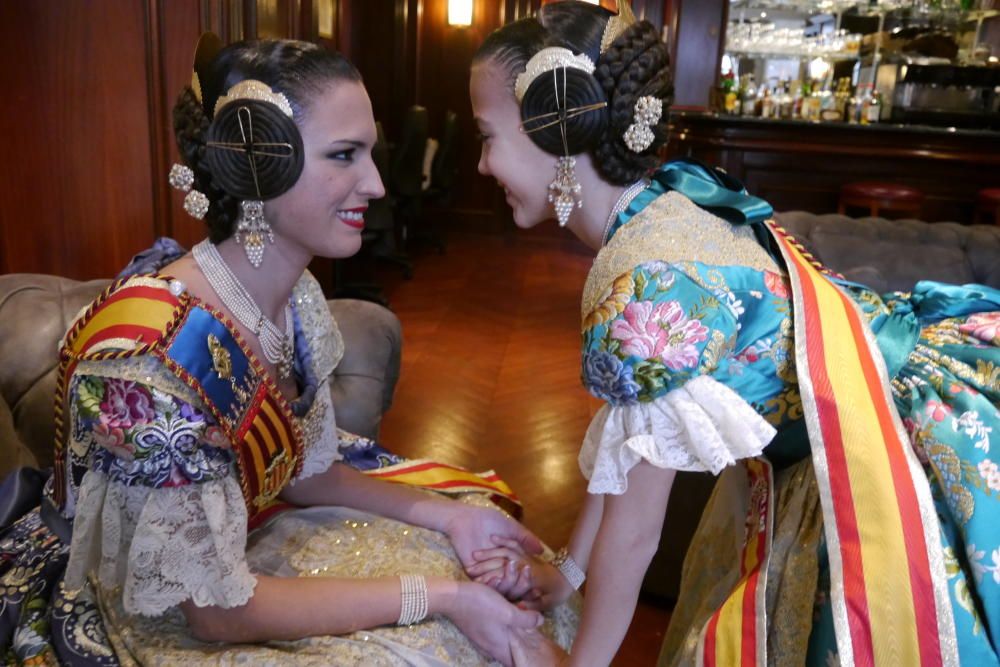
<box><xmin>578</xmin><ymin>376</ymin><xmax>777</xmax><ymax>494</ymax></box>
<box><xmin>65</xmin><ymin>470</ymin><xmax>257</xmax><ymax>617</ymax></box>
<box><xmin>292</xmin><ymin>379</ymin><xmax>343</xmax><ymax>484</ymax></box>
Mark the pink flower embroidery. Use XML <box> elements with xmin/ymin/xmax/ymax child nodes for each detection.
<box><xmin>924</xmin><ymin>400</ymin><xmax>952</xmax><ymax>422</ymax></box>
<box><xmin>959</xmin><ymin>312</ymin><xmax>1000</xmax><ymax>344</ymax></box>
<box><xmin>764</xmin><ymin>270</ymin><xmax>789</xmax><ymax>299</ymax></box>
<box><xmin>99</xmin><ymin>379</ymin><xmax>156</xmax><ymax>429</ymax></box>
<box><xmin>611</xmin><ymin>300</ymin><xmax>709</xmax><ymax>370</ymax></box>
<box><xmin>203</xmin><ymin>425</ymin><xmax>231</xmax><ymax>450</ymax></box>
<box><xmin>93</xmin><ymin>423</ymin><xmax>134</xmax><ymax>460</ymax></box>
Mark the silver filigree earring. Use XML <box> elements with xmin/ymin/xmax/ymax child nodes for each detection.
<box><xmin>234</xmin><ymin>200</ymin><xmax>273</xmax><ymax>268</ymax></box>
<box><xmin>549</xmin><ymin>157</ymin><xmax>582</xmax><ymax>227</ymax></box>
<box><xmin>549</xmin><ymin>67</ymin><xmax>583</xmax><ymax>227</ymax></box>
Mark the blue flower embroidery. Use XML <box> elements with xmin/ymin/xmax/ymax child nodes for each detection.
<box><xmin>583</xmin><ymin>351</ymin><xmax>641</xmax><ymax>405</ymax></box>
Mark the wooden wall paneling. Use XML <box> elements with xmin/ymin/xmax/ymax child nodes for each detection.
<box><xmin>155</xmin><ymin>1</ymin><xmax>217</xmax><ymax>250</ymax></box>
<box><xmin>0</xmin><ymin>1</ymin><xmax>158</xmax><ymax>280</ymax></box>
<box><xmin>660</xmin><ymin>0</ymin><xmax>680</xmax><ymax>72</ymax></box>
<box><xmin>671</xmin><ymin>0</ymin><xmax>725</xmax><ymax>108</ymax></box>
<box><xmin>200</xmin><ymin>0</ymin><xmax>247</xmax><ymax>43</ymax></box>
<box><xmin>632</xmin><ymin>0</ymin><xmax>663</xmax><ymax>28</ymax></box>
<box><xmin>145</xmin><ymin>0</ymin><xmax>168</xmax><ymax>243</ymax></box>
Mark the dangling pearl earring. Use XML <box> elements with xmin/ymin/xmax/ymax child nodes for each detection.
<box><xmin>234</xmin><ymin>199</ymin><xmax>273</xmax><ymax>268</ymax></box>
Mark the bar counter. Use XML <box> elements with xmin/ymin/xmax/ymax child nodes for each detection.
<box><xmin>666</xmin><ymin>111</ymin><xmax>1000</xmax><ymax>222</ymax></box>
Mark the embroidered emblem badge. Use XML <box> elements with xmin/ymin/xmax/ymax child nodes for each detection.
<box><xmin>208</xmin><ymin>334</ymin><xmax>232</xmax><ymax>379</ymax></box>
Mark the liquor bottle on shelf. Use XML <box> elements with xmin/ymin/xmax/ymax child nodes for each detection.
<box><xmin>793</xmin><ymin>79</ymin><xmax>806</xmax><ymax>119</ymax></box>
<box><xmin>740</xmin><ymin>75</ymin><xmax>758</xmax><ymax>116</ymax></box>
<box><xmin>761</xmin><ymin>82</ymin><xmax>776</xmax><ymax>119</ymax></box>
<box><xmin>865</xmin><ymin>86</ymin><xmax>882</xmax><ymax>124</ymax></box>
<box><xmin>826</xmin><ymin>77</ymin><xmax>849</xmax><ymax>123</ymax></box>
<box><xmin>845</xmin><ymin>83</ymin><xmax>860</xmax><ymax>124</ymax></box>
<box><xmin>819</xmin><ymin>79</ymin><xmax>839</xmax><ymax>122</ymax></box>
<box><xmin>857</xmin><ymin>83</ymin><xmax>874</xmax><ymax>125</ymax></box>
<box><xmin>802</xmin><ymin>79</ymin><xmax>822</xmax><ymax>121</ymax></box>
<box><xmin>721</xmin><ymin>70</ymin><xmax>738</xmax><ymax>114</ymax></box>
<box><xmin>754</xmin><ymin>82</ymin><xmax>768</xmax><ymax>117</ymax></box>
<box><xmin>778</xmin><ymin>80</ymin><xmax>794</xmax><ymax>120</ymax></box>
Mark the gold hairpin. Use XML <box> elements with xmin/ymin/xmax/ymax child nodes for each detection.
<box><xmin>520</xmin><ymin>101</ymin><xmax>609</xmax><ymax>134</ymax></box>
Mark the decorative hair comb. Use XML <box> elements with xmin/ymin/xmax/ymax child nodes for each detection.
<box><xmin>600</xmin><ymin>0</ymin><xmax>637</xmax><ymax>54</ymax></box>
<box><xmin>514</xmin><ymin>47</ymin><xmax>596</xmax><ymax>103</ymax></box>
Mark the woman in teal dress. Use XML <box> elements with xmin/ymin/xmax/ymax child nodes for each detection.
<box><xmin>464</xmin><ymin>2</ymin><xmax>1000</xmax><ymax>665</ymax></box>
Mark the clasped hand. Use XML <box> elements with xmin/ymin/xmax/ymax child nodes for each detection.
<box><xmin>443</xmin><ymin>505</ymin><xmax>572</xmax><ymax>666</ymax></box>
<box><xmin>465</xmin><ymin>534</ymin><xmax>575</xmax><ymax>667</ymax></box>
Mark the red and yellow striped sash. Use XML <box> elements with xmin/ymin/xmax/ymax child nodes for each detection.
<box><xmin>153</xmin><ymin>301</ymin><xmax>304</xmax><ymax>523</ymax></box>
<box><xmin>698</xmin><ymin>458</ymin><xmax>773</xmax><ymax>667</ymax></box>
<box><xmin>769</xmin><ymin>221</ymin><xmax>957</xmax><ymax>667</ymax></box>
<box><xmin>362</xmin><ymin>459</ymin><xmax>522</xmax><ymax>516</ymax></box>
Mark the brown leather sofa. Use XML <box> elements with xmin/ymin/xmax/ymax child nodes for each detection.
<box><xmin>643</xmin><ymin>211</ymin><xmax>1000</xmax><ymax>603</ymax></box>
<box><xmin>0</xmin><ymin>273</ymin><xmax>402</xmax><ymax>481</ymax></box>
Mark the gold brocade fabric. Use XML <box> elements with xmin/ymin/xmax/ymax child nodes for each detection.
<box><xmin>97</xmin><ymin>495</ymin><xmax>580</xmax><ymax>666</ymax></box>
<box><xmin>582</xmin><ymin>191</ymin><xmax>779</xmax><ymax>319</ymax></box>
<box><xmin>658</xmin><ymin>459</ymin><xmax>822</xmax><ymax>667</ymax></box>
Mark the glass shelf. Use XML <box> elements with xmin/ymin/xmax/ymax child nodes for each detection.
<box><xmin>726</xmin><ymin>47</ymin><xmax>860</xmax><ymax>59</ymax></box>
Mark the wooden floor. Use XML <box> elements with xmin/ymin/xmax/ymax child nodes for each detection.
<box><xmin>376</xmin><ymin>227</ymin><xmax>672</xmax><ymax>666</ymax></box>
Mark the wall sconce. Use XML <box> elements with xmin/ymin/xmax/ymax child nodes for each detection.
<box><xmin>448</xmin><ymin>0</ymin><xmax>473</xmax><ymax>26</ymax></box>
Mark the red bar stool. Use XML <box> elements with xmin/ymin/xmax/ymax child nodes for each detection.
<box><xmin>838</xmin><ymin>181</ymin><xmax>924</xmax><ymax>218</ymax></box>
<box><xmin>975</xmin><ymin>188</ymin><xmax>1000</xmax><ymax>225</ymax></box>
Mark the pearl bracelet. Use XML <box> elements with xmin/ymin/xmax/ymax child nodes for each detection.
<box><xmin>551</xmin><ymin>547</ymin><xmax>586</xmax><ymax>590</ymax></box>
<box><xmin>398</xmin><ymin>574</ymin><xmax>429</xmax><ymax>626</ymax></box>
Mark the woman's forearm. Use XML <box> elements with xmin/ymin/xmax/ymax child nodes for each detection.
<box><xmin>568</xmin><ymin>462</ymin><xmax>676</xmax><ymax>667</ymax></box>
<box><xmin>566</xmin><ymin>492</ymin><xmax>604</xmax><ymax>571</ymax></box>
<box><xmin>182</xmin><ymin>574</ymin><xmax>460</xmax><ymax>643</ymax></box>
<box><xmin>280</xmin><ymin>462</ymin><xmax>457</xmax><ymax>533</ymax></box>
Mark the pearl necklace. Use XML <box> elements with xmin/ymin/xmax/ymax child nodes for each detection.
<box><xmin>602</xmin><ymin>178</ymin><xmax>649</xmax><ymax>246</ymax></box>
<box><xmin>192</xmin><ymin>239</ymin><xmax>294</xmax><ymax>379</ymax></box>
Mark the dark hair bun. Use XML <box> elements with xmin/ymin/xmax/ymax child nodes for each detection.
<box><xmin>520</xmin><ymin>67</ymin><xmax>608</xmax><ymax>157</ymax></box>
<box><xmin>593</xmin><ymin>20</ymin><xmax>673</xmax><ymax>184</ymax></box>
<box><xmin>204</xmin><ymin>100</ymin><xmax>305</xmax><ymax>200</ymax></box>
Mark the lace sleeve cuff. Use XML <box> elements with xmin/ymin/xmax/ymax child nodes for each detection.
<box><xmin>290</xmin><ymin>381</ymin><xmax>343</xmax><ymax>484</ymax></box>
<box><xmin>578</xmin><ymin>376</ymin><xmax>776</xmax><ymax>494</ymax></box>
<box><xmin>64</xmin><ymin>470</ymin><xmax>257</xmax><ymax>617</ymax></box>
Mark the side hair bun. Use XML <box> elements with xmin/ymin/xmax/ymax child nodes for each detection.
<box><xmin>593</xmin><ymin>20</ymin><xmax>672</xmax><ymax>184</ymax></box>
<box><xmin>520</xmin><ymin>67</ymin><xmax>608</xmax><ymax>157</ymax></box>
<box><xmin>204</xmin><ymin>99</ymin><xmax>304</xmax><ymax>201</ymax></box>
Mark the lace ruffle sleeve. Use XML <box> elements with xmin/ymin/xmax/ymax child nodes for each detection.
<box><xmin>62</xmin><ymin>374</ymin><xmax>257</xmax><ymax>617</ymax></box>
<box><xmin>578</xmin><ymin>376</ymin><xmax>776</xmax><ymax>494</ymax></box>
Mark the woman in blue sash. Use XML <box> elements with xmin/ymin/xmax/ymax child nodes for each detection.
<box><xmin>0</xmin><ymin>37</ymin><xmax>579</xmax><ymax>665</ymax></box>
<box><xmin>464</xmin><ymin>3</ymin><xmax>1000</xmax><ymax>666</ymax></box>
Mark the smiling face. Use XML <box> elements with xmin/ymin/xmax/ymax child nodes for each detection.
<box><xmin>264</xmin><ymin>79</ymin><xmax>384</xmax><ymax>259</ymax></box>
<box><xmin>471</xmin><ymin>60</ymin><xmax>555</xmax><ymax>229</ymax></box>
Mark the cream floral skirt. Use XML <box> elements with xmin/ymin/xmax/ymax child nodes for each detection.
<box><xmin>96</xmin><ymin>495</ymin><xmax>579</xmax><ymax>666</ymax></box>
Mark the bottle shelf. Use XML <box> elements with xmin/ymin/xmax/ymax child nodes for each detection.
<box><xmin>726</xmin><ymin>47</ymin><xmax>860</xmax><ymax>60</ymax></box>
